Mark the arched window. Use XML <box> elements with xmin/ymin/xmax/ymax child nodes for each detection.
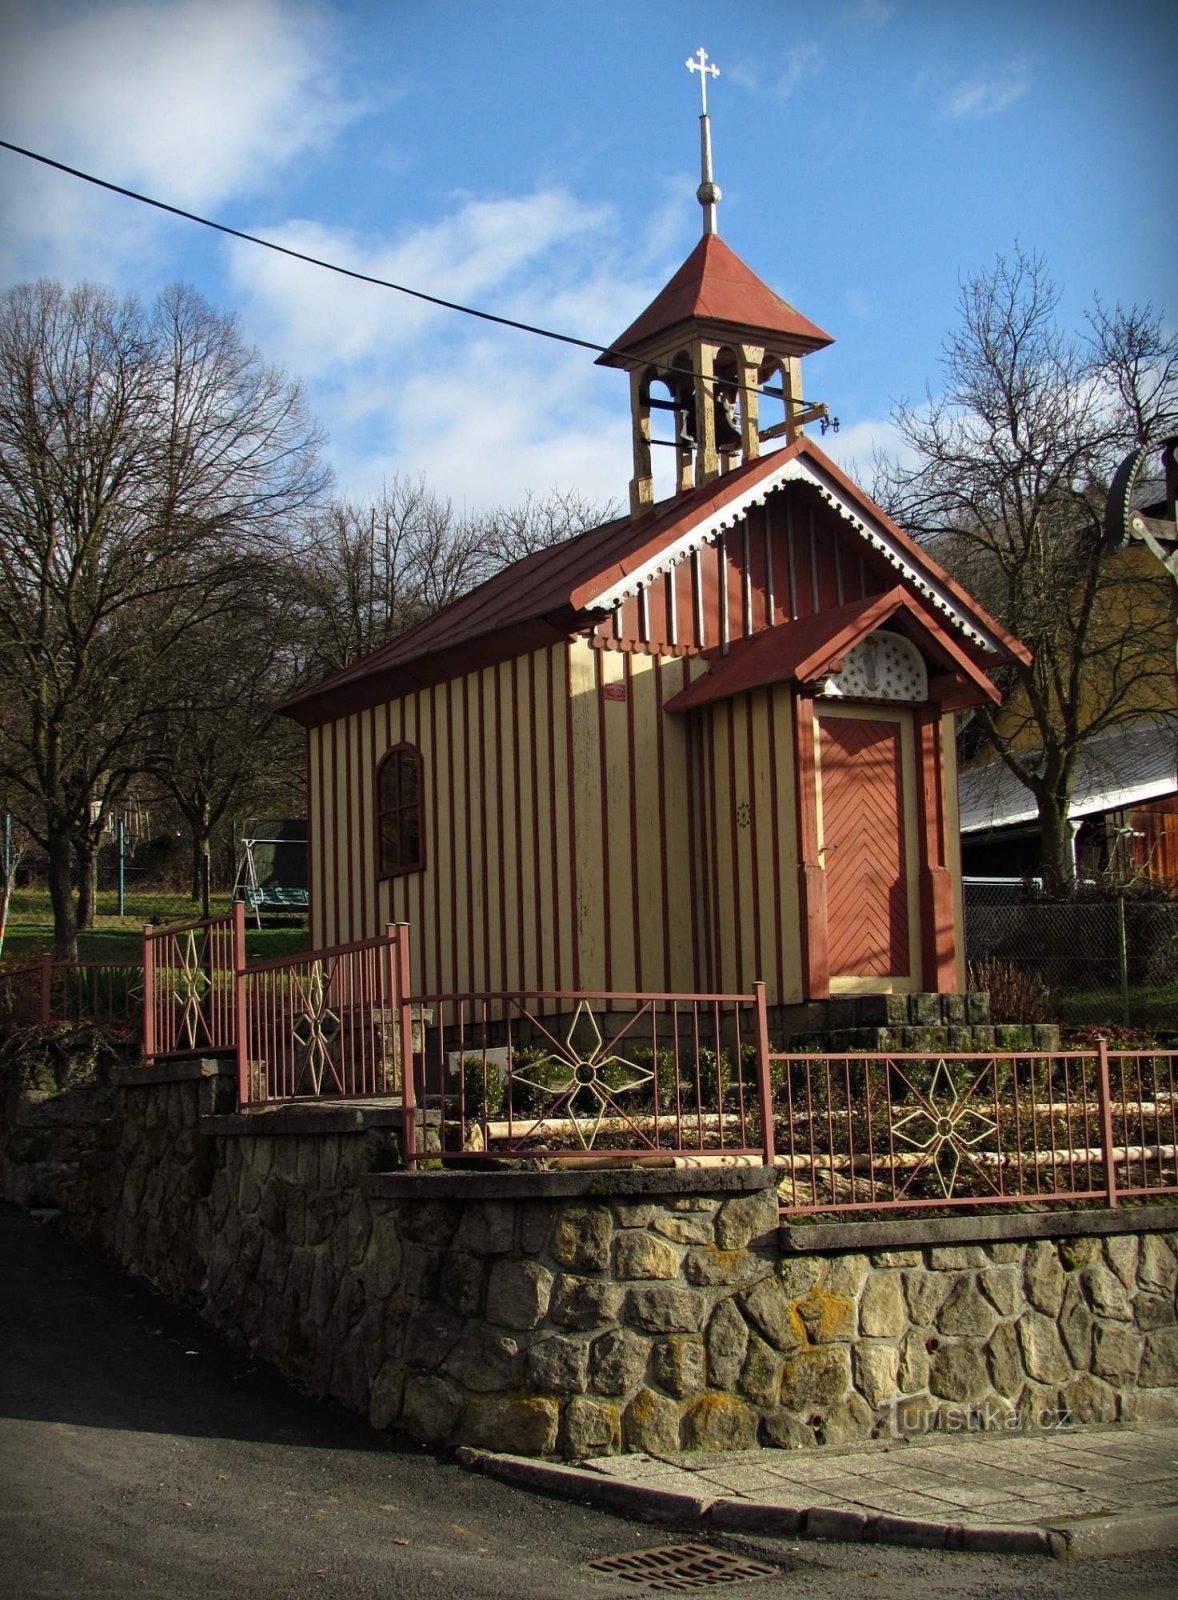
<box><xmin>376</xmin><ymin>744</ymin><xmax>424</xmax><ymax>875</ymax></box>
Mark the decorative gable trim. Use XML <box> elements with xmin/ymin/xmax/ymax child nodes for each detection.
<box><xmin>586</xmin><ymin>453</ymin><xmax>1007</xmax><ymax>659</ymax></box>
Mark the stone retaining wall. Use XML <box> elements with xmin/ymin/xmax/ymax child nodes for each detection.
<box><xmin>3</xmin><ymin>1059</ymin><xmax>1177</xmax><ymax>1457</ymax></box>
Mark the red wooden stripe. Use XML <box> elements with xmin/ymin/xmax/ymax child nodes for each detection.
<box><xmin>654</xmin><ymin>654</ymin><xmax>672</xmax><ymax>991</ymax></box>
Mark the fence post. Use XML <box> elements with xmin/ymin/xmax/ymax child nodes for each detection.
<box><xmin>1116</xmin><ymin>896</ymin><xmax>1130</xmax><ymax>1028</ymax></box>
<box><xmin>1095</xmin><ymin>1036</ymin><xmax>1119</xmax><ymax>1208</ymax></box>
<box><xmin>141</xmin><ymin>925</ymin><xmax>154</xmax><ymax>1061</ymax></box>
<box><xmin>234</xmin><ymin>906</ymin><xmax>250</xmax><ymax>1108</ymax></box>
<box><xmin>753</xmin><ymin>981</ymin><xmax>776</xmax><ymax>1168</ymax></box>
<box><xmin>392</xmin><ymin>923</ymin><xmax>416</xmax><ymax>1165</ymax></box>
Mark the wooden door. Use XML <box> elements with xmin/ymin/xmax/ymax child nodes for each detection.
<box><xmin>816</xmin><ymin>710</ymin><xmax>916</xmax><ymax>986</ymax></box>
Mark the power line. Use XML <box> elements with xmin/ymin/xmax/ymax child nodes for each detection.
<box><xmin>0</xmin><ymin>138</ymin><xmax>606</xmax><ymax>354</ymax></box>
<box><xmin>0</xmin><ymin>137</ymin><xmax>835</xmax><ymax>427</ymax></box>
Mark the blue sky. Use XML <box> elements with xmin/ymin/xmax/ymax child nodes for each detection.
<box><xmin>1</xmin><ymin>0</ymin><xmax>1175</xmax><ymax>512</ymax></box>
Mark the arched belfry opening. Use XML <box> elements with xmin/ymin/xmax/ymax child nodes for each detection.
<box><xmin>597</xmin><ymin>48</ymin><xmax>836</xmax><ymax>518</ymax></box>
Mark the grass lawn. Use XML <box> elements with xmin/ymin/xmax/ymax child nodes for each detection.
<box><xmin>1055</xmin><ymin>983</ymin><xmax>1178</xmax><ymax>1031</ymax></box>
<box><xmin>1</xmin><ymin>888</ymin><xmax>307</xmax><ymax>965</ymax></box>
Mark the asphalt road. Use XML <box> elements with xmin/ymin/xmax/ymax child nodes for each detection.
<box><xmin>2</xmin><ymin>1202</ymin><xmax>1178</xmax><ymax>1600</ymax></box>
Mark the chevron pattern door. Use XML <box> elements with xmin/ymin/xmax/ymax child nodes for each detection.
<box><xmin>816</xmin><ymin>711</ymin><xmax>913</xmax><ymax>983</ymax></box>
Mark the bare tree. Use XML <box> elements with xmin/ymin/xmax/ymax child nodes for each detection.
<box><xmin>296</xmin><ymin>480</ymin><xmax>616</xmax><ymax>674</ymax></box>
<box><xmin>876</xmin><ymin>249</ymin><xmax>1178</xmax><ymax>893</ymax></box>
<box><xmin>0</xmin><ymin>280</ymin><xmax>327</xmax><ymax>954</ymax></box>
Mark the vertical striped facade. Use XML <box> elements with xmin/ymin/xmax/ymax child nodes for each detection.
<box><xmin>300</xmin><ymin>477</ymin><xmax>981</xmax><ymax>1005</ymax></box>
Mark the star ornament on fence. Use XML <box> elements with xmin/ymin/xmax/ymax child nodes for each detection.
<box><xmin>512</xmin><ymin>1000</ymin><xmax>655</xmax><ymax>1150</ymax></box>
<box><xmin>175</xmin><ymin>930</ymin><xmax>211</xmax><ymax>1050</ymax></box>
<box><xmin>290</xmin><ymin>960</ymin><xmax>342</xmax><ymax>1096</ymax></box>
<box><xmin>891</xmin><ymin>1058</ymin><xmax>999</xmax><ymax>1199</ymax></box>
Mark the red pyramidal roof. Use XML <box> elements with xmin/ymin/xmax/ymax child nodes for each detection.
<box><xmin>598</xmin><ymin>233</ymin><xmax>834</xmax><ymax>366</ymax></box>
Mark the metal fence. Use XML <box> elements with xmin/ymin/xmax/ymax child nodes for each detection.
<box><xmin>0</xmin><ymin>956</ymin><xmax>143</xmax><ymax>1032</ymax></box>
<box><xmin>769</xmin><ymin>1044</ymin><xmax>1178</xmax><ymax>1214</ymax></box>
<box><xmin>964</xmin><ymin>881</ymin><xmax>1178</xmax><ymax>1030</ymax></box>
<box><xmin>239</xmin><ymin>929</ymin><xmax>410</xmax><ymax>1108</ymax></box>
<box><xmin>405</xmin><ymin>989</ymin><xmax>772</xmax><ymax>1166</ymax></box>
<box><xmin>143</xmin><ymin>907</ymin><xmax>243</xmax><ymax>1060</ymax></box>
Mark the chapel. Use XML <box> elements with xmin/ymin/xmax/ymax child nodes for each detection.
<box><xmin>280</xmin><ymin>52</ymin><xmax>1027</xmax><ymax>1029</ymax></box>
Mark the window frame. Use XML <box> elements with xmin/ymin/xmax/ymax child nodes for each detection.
<box><xmin>375</xmin><ymin>742</ymin><xmax>425</xmax><ymax>879</ymax></box>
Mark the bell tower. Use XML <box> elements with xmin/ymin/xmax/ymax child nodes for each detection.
<box><xmin>598</xmin><ymin>49</ymin><xmax>836</xmax><ymax>519</ymax></box>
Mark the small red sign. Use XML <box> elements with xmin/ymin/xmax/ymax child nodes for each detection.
<box><xmin>602</xmin><ymin>681</ymin><xmax>627</xmax><ymax>702</ymax></box>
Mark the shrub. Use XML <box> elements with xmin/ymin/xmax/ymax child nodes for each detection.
<box><xmin>969</xmin><ymin>958</ymin><xmax>1053</xmax><ymax>1024</ymax></box>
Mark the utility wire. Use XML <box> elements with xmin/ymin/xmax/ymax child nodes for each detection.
<box><xmin>0</xmin><ymin>138</ymin><xmax>606</xmax><ymax>354</ymax></box>
<box><xmin>0</xmin><ymin>137</ymin><xmax>833</xmax><ymax>421</ymax></box>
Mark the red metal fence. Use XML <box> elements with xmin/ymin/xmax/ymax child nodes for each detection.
<box><xmin>238</xmin><ymin>927</ymin><xmax>411</xmax><ymax>1108</ymax></box>
<box><xmin>5</xmin><ymin>919</ymin><xmax>1178</xmax><ymax>1216</ymax></box>
<box><xmin>0</xmin><ymin>956</ymin><xmax>143</xmax><ymax>1032</ymax></box>
<box><xmin>403</xmin><ymin>988</ymin><xmax>772</xmax><ymax>1166</ymax></box>
<box><xmin>769</xmin><ymin>1042</ymin><xmax>1178</xmax><ymax>1214</ymax></box>
<box><xmin>143</xmin><ymin>905</ymin><xmax>243</xmax><ymax>1059</ymax></box>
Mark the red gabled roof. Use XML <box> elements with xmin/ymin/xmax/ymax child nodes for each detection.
<box><xmin>279</xmin><ymin>435</ymin><xmax>1025</xmax><ymax>728</ymax></box>
<box><xmin>663</xmin><ymin>587</ymin><xmax>1002</xmax><ymax>713</ymax></box>
<box><xmin>597</xmin><ymin>234</ymin><xmax>834</xmax><ymax>366</ymax></box>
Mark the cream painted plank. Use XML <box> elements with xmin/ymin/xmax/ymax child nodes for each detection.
<box><xmin>749</xmin><ymin>692</ymin><xmax>778</xmax><ymax>993</ymax></box>
<box><xmin>599</xmin><ymin>648</ymin><xmax>635</xmax><ymax>991</ymax></box>
<box><xmin>307</xmin><ymin>728</ymin><xmax>323</xmax><ymax>947</ymax></box>
<box><xmin>514</xmin><ymin>656</ymin><xmax>538</xmax><ymax>991</ymax></box>
<box><xmin>942</xmin><ymin>711</ymin><xmax>967</xmax><ymax>991</ymax></box>
<box><xmin>629</xmin><ymin>654</ymin><xmax>666</xmax><ymax>993</ymax></box>
<box><xmin>497</xmin><ymin>661</ymin><xmax>521</xmax><ymax>992</ymax></box>
<box><xmin>659</xmin><ymin>657</ymin><xmax>697</xmax><ymax>990</ymax></box>
<box><xmin>430</xmin><ymin>683</ymin><xmax>452</xmax><ymax>994</ymax></box>
<box><xmin>450</xmin><ymin>678</ymin><xmax>474</xmax><ymax>994</ymax></box>
<box><xmin>567</xmin><ymin>637</ymin><xmax>604</xmax><ymax>990</ymax></box>
<box><xmin>731</xmin><ymin>695</ymin><xmax>759</xmax><ymax>990</ymax></box>
<box><xmin>549</xmin><ymin>645</ymin><xmax>574</xmax><ymax>992</ymax></box>
<box><xmin>709</xmin><ymin>704</ymin><xmax>738</xmax><ymax>993</ymax></box>
<box><xmin>771</xmin><ymin>685</ymin><xmax>803</xmax><ymax>1003</ymax></box>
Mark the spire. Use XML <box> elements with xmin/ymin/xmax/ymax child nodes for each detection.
<box><xmin>686</xmin><ymin>47</ymin><xmax>721</xmax><ymax>236</ymax></box>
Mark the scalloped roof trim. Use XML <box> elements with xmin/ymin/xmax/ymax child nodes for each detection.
<box><xmin>589</xmin><ymin>456</ymin><xmax>1003</xmax><ymax>656</ymax></box>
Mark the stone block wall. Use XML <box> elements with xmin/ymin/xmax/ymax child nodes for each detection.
<box><xmin>2</xmin><ymin>1058</ymin><xmax>1177</xmax><ymax>1458</ymax></box>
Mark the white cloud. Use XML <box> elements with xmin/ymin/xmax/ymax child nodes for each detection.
<box><xmin>223</xmin><ymin>187</ymin><xmax>668</xmax><ymax>511</ymax></box>
<box><xmin>945</xmin><ymin>56</ymin><xmax>1031</xmax><ymax>119</ymax></box>
<box><xmin>0</xmin><ymin>0</ymin><xmax>360</xmax><ymax>283</ymax></box>
<box><xmin>729</xmin><ymin>42</ymin><xmax>823</xmax><ymax>102</ymax></box>
<box><xmin>846</xmin><ymin>0</ymin><xmax>897</xmax><ymax>26</ymax></box>
<box><xmin>829</xmin><ymin>415</ymin><xmax>920</xmax><ymax>492</ymax></box>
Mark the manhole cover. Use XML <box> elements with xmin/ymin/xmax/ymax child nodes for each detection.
<box><xmin>588</xmin><ymin>1541</ymin><xmax>780</xmax><ymax>1593</ymax></box>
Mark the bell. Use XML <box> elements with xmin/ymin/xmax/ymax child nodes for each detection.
<box><xmin>714</xmin><ymin>384</ymin><xmax>741</xmax><ymax>450</ymax></box>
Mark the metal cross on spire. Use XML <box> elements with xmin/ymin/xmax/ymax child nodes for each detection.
<box><xmin>686</xmin><ymin>46</ymin><xmax>719</xmax><ymax>115</ymax></box>
<box><xmin>686</xmin><ymin>47</ymin><xmax>722</xmax><ymax>236</ymax></box>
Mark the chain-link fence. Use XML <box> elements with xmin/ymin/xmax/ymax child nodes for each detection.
<box><xmin>964</xmin><ymin>879</ymin><xmax>1178</xmax><ymax>1032</ymax></box>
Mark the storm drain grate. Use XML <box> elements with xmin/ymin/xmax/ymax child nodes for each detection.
<box><xmin>588</xmin><ymin>1542</ymin><xmax>780</xmax><ymax>1593</ymax></box>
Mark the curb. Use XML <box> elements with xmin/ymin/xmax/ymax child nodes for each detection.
<box><xmin>455</xmin><ymin>1449</ymin><xmax>1178</xmax><ymax>1560</ymax></box>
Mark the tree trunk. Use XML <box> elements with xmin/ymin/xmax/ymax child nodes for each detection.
<box><xmin>75</xmin><ymin>838</ymin><xmax>98</xmax><ymax>930</ymax></box>
<box><xmin>189</xmin><ymin>813</ymin><xmax>212</xmax><ymax>917</ymax></box>
<box><xmin>1037</xmin><ymin>794</ymin><xmax>1077</xmax><ymax>896</ymax></box>
<box><xmin>47</xmin><ymin>832</ymin><xmax>77</xmax><ymax>959</ymax></box>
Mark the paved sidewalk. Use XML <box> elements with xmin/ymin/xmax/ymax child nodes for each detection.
<box><xmin>459</xmin><ymin>1422</ymin><xmax>1178</xmax><ymax>1559</ymax></box>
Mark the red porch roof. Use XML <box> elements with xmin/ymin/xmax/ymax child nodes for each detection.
<box><xmin>663</xmin><ymin>587</ymin><xmax>1003</xmax><ymax>713</ymax></box>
